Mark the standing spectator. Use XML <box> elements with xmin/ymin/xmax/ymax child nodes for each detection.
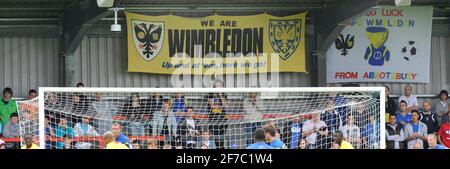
<box><xmin>0</xmin><ymin>87</ymin><xmax>17</xmax><ymax>126</ymax></box>
<box><xmin>73</xmin><ymin>116</ymin><xmax>99</xmax><ymax>149</ymax></box>
<box><xmin>206</xmin><ymin>79</ymin><xmax>229</xmax><ymax>113</ymax></box>
<box><xmin>427</xmin><ymin>134</ymin><xmax>447</xmax><ymax>149</ymax></box>
<box><xmin>90</xmin><ymin>92</ymin><xmax>117</xmax><ymax>136</ymax></box>
<box><xmin>246</xmin><ymin>128</ymin><xmax>274</xmax><ymax>149</ymax></box>
<box><xmin>27</xmin><ymin>89</ymin><xmax>38</xmax><ymax>99</ymax></box>
<box><xmin>171</xmin><ymin>92</ymin><xmax>187</xmax><ymax>125</ymax></box>
<box><xmin>146</xmin><ymin>138</ymin><xmax>158</xmax><ymax>149</ymax></box>
<box><xmin>152</xmin><ymin>99</ymin><xmax>177</xmax><ymax>137</ymax></box>
<box><xmin>437</xmin><ymin>118</ymin><xmax>450</xmax><ymax>148</ymax></box>
<box><xmin>111</xmin><ymin>122</ymin><xmax>131</xmax><ymax>148</ymax></box>
<box><xmin>208</xmin><ymin>99</ymin><xmax>228</xmax><ymax>149</ymax></box>
<box><xmin>264</xmin><ymin>124</ymin><xmax>287</xmax><ymax>149</ymax></box>
<box><xmin>288</xmin><ymin>117</ymin><xmax>301</xmax><ymax>149</ymax></box>
<box><xmin>320</xmin><ymin>101</ymin><xmax>344</xmax><ymax>137</ymax></box>
<box><xmin>149</xmin><ymin>92</ymin><xmax>163</xmax><ymax>112</ymax></box>
<box><xmin>243</xmin><ymin>92</ymin><xmax>264</xmax><ymax>145</ymax></box>
<box><xmin>122</xmin><ymin>93</ymin><xmax>150</xmax><ymax>136</ymax></box>
<box><xmin>404</xmin><ymin>110</ymin><xmax>428</xmax><ymax>149</ymax></box>
<box><xmin>179</xmin><ymin>106</ymin><xmax>199</xmax><ymax>149</ymax></box>
<box><xmin>384</xmin><ymin>86</ymin><xmax>397</xmax><ymax>123</ymax></box>
<box><xmin>386</xmin><ymin>114</ymin><xmax>405</xmax><ymax>149</ymax></box>
<box><xmin>362</xmin><ymin>114</ymin><xmax>380</xmax><ymax>149</ymax></box>
<box><xmin>2</xmin><ymin>113</ymin><xmax>20</xmax><ymax>138</ymax></box>
<box><xmin>435</xmin><ymin>90</ymin><xmax>449</xmax><ymax>126</ymax></box>
<box><xmin>419</xmin><ymin>101</ymin><xmax>439</xmax><ymax>135</ymax></box>
<box><xmin>398</xmin><ymin>85</ymin><xmax>419</xmax><ymax>112</ymax></box>
<box><xmin>197</xmin><ymin>130</ymin><xmax>217</xmax><ymax>149</ymax></box>
<box><xmin>55</xmin><ymin>116</ymin><xmax>75</xmax><ymax>149</ymax></box>
<box><xmin>76</xmin><ymin>82</ymin><xmax>85</xmax><ymax>87</ymax></box>
<box><xmin>302</xmin><ymin>112</ymin><xmax>327</xmax><ymax>149</ymax></box>
<box><xmin>396</xmin><ymin>100</ymin><xmax>411</xmax><ymax>127</ymax></box>
<box><xmin>341</xmin><ymin>115</ymin><xmax>361</xmax><ymax>149</ymax></box>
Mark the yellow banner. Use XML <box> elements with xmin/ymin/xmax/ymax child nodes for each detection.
<box><xmin>126</xmin><ymin>12</ymin><xmax>306</xmax><ymax>74</ymax></box>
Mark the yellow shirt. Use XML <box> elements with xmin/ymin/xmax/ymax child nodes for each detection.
<box><xmin>106</xmin><ymin>141</ymin><xmax>129</xmax><ymax>149</ymax></box>
<box><xmin>340</xmin><ymin>141</ymin><xmax>354</xmax><ymax>149</ymax></box>
<box><xmin>21</xmin><ymin>144</ymin><xmax>40</xmax><ymax>149</ymax></box>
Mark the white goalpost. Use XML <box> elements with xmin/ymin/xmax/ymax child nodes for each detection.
<box><xmin>16</xmin><ymin>87</ymin><xmax>385</xmax><ymax>149</ymax></box>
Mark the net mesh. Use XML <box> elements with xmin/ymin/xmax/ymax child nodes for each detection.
<box><xmin>17</xmin><ymin>88</ymin><xmax>382</xmax><ymax>149</ymax></box>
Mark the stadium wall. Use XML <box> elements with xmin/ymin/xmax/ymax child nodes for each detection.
<box><xmin>70</xmin><ymin>12</ymin><xmax>315</xmax><ymax>89</ymax></box>
<box><xmin>0</xmin><ymin>37</ymin><xmax>60</xmax><ymax>97</ymax></box>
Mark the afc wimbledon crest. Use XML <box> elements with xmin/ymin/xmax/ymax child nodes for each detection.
<box><xmin>269</xmin><ymin>19</ymin><xmax>301</xmax><ymax>60</ymax></box>
<box><xmin>132</xmin><ymin>20</ymin><xmax>164</xmax><ymax>61</ymax></box>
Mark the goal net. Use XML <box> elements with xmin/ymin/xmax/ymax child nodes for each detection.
<box><xmin>18</xmin><ymin>87</ymin><xmax>384</xmax><ymax>149</ymax></box>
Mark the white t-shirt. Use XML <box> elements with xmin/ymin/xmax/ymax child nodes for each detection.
<box><xmin>302</xmin><ymin>119</ymin><xmax>327</xmax><ymax>145</ymax></box>
<box><xmin>398</xmin><ymin>95</ymin><xmax>419</xmax><ymax>108</ymax></box>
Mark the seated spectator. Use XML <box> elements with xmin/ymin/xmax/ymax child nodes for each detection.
<box><xmin>437</xmin><ymin>118</ymin><xmax>450</xmax><ymax>148</ymax></box>
<box><xmin>197</xmin><ymin>130</ymin><xmax>216</xmax><ymax>149</ymax></box>
<box><xmin>63</xmin><ymin>134</ymin><xmax>74</xmax><ymax>149</ymax></box>
<box><xmin>419</xmin><ymin>101</ymin><xmax>439</xmax><ymax>135</ymax></box>
<box><xmin>302</xmin><ymin>112</ymin><xmax>327</xmax><ymax>149</ymax></box>
<box><xmin>396</xmin><ymin>100</ymin><xmax>411</xmax><ymax>126</ymax></box>
<box><xmin>427</xmin><ymin>134</ymin><xmax>447</xmax><ymax>149</ymax></box>
<box><xmin>243</xmin><ymin>92</ymin><xmax>265</xmax><ymax>145</ymax></box>
<box><xmin>73</xmin><ymin>116</ymin><xmax>99</xmax><ymax>149</ymax></box>
<box><xmin>435</xmin><ymin>90</ymin><xmax>449</xmax><ymax>126</ymax></box>
<box><xmin>0</xmin><ymin>87</ymin><xmax>17</xmax><ymax>126</ymax></box>
<box><xmin>21</xmin><ymin>133</ymin><xmax>39</xmax><ymax>149</ymax></box>
<box><xmin>146</xmin><ymin>138</ymin><xmax>158</xmax><ymax>149</ymax></box>
<box><xmin>131</xmin><ymin>139</ymin><xmax>142</xmax><ymax>149</ymax></box>
<box><xmin>0</xmin><ymin>139</ymin><xmax>5</xmax><ymax>149</ymax></box>
<box><xmin>384</xmin><ymin>86</ymin><xmax>397</xmax><ymax>122</ymax></box>
<box><xmin>2</xmin><ymin>113</ymin><xmax>20</xmax><ymax>138</ymax></box>
<box><xmin>404</xmin><ymin>110</ymin><xmax>428</xmax><ymax>149</ymax></box>
<box><xmin>298</xmin><ymin>139</ymin><xmax>308</xmax><ymax>149</ymax></box>
<box><xmin>398</xmin><ymin>85</ymin><xmax>419</xmax><ymax>112</ymax></box>
<box><xmin>264</xmin><ymin>124</ymin><xmax>287</xmax><ymax>149</ymax></box>
<box><xmin>55</xmin><ymin>116</ymin><xmax>75</xmax><ymax>149</ymax></box>
<box><xmin>27</xmin><ymin>89</ymin><xmax>38</xmax><ymax>99</ymax></box>
<box><xmin>247</xmin><ymin>128</ymin><xmax>274</xmax><ymax>149</ymax></box>
<box><xmin>341</xmin><ymin>115</ymin><xmax>361</xmax><ymax>149</ymax></box>
<box><xmin>163</xmin><ymin>143</ymin><xmax>172</xmax><ymax>149</ymax></box>
<box><xmin>386</xmin><ymin>114</ymin><xmax>405</xmax><ymax>149</ymax></box>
